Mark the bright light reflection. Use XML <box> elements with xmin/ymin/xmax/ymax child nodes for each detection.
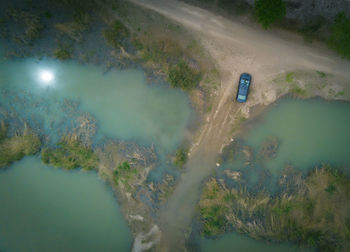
<box><xmin>39</xmin><ymin>70</ymin><xmax>54</xmax><ymax>85</ymax></box>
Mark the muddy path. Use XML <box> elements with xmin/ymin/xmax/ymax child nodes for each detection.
<box><xmin>129</xmin><ymin>0</ymin><xmax>350</xmax><ymax>250</ymax></box>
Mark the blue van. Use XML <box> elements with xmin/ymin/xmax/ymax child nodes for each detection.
<box><xmin>236</xmin><ymin>73</ymin><xmax>252</xmax><ymax>103</ymax></box>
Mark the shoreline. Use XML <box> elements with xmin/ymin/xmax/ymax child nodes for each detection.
<box><xmin>1</xmin><ymin>0</ymin><xmax>350</xmax><ymax>251</ymax></box>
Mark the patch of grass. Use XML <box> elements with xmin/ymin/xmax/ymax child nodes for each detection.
<box><xmin>325</xmin><ymin>183</ymin><xmax>336</xmax><ymax>194</ymax></box>
<box><xmin>168</xmin><ymin>61</ymin><xmax>201</xmax><ymax>91</ymax></box>
<box><xmin>335</xmin><ymin>91</ymin><xmax>345</xmax><ymax>97</ymax></box>
<box><xmin>53</xmin><ymin>43</ymin><xmax>71</xmax><ymax>60</ymax></box>
<box><xmin>200</xmin><ymin>205</ymin><xmax>226</xmax><ymax>235</ymax></box>
<box><xmin>285</xmin><ymin>72</ymin><xmax>295</xmax><ymax>83</ymax></box>
<box><xmin>174</xmin><ymin>147</ymin><xmax>189</xmax><ymax>168</ymax></box>
<box><xmin>41</xmin><ymin>136</ymin><xmax>98</xmax><ymax>170</ymax></box>
<box><xmin>113</xmin><ymin>160</ymin><xmax>137</xmax><ymax>186</ymax></box>
<box><xmin>102</xmin><ymin>20</ymin><xmax>129</xmax><ymax>49</ymax></box>
<box><xmin>316</xmin><ymin>71</ymin><xmax>326</xmax><ymax>78</ymax></box>
<box><xmin>290</xmin><ymin>85</ymin><xmax>307</xmax><ymax>97</ymax></box>
<box><xmin>199</xmin><ymin>166</ymin><xmax>350</xmax><ymax>250</ymax></box>
<box><xmin>254</xmin><ymin>0</ymin><xmax>286</xmax><ymax>29</ymax></box>
<box><xmin>0</xmin><ymin>122</ymin><xmax>41</xmax><ymax>168</ymax></box>
<box><xmin>329</xmin><ymin>12</ymin><xmax>350</xmax><ymax>59</ymax></box>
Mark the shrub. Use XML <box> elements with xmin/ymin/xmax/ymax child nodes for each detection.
<box><xmin>174</xmin><ymin>147</ymin><xmax>188</xmax><ymax>168</ymax></box>
<box><xmin>118</xmin><ymin>161</ymin><xmax>130</xmax><ymax>171</ymax></box>
<box><xmin>41</xmin><ymin>137</ymin><xmax>98</xmax><ymax>170</ymax></box>
<box><xmin>254</xmin><ymin>0</ymin><xmax>286</xmax><ymax>29</ymax></box>
<box><xmin>113</xmin><ymin>160</ymin><xmax>137</xmax><ymax>186</ymax></box>
<box><xmin>329</xmin><ymin>12</ymin><xmax>350</xmax><ymax>59</ymax></box>
<box><xmin>168</xmin><ymin>61</ymin><xmax>201</xmax><ymax>91</ymax></box>
<box><xmin>102</xmin><ymin>20</ymin><xmax>129</xmax><ymax>49</ymax></box>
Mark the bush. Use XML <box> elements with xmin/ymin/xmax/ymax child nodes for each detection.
<box><xmin>113</xmin><ymin>160</ymin><xmax>137</xmax><ymax>186</ymax></box>
<box><xmin>41</xmin><ymin>137</ymin><xmax>98</xmax><ymax>170</ymax></box>
<box><xmin>254</xmin><ymin>0</ymin><xmax>286</xmax><ymax>29</ymax></box>
<box><xmin>168</xmin><ymin>61</ymin><xmax>201</xmax><ymax>91</ymax></box>
<box><xmin>118</xmin><ymin>161</ymin><xmax>130</xmax><ymax>171</ymax></box>
<box><xmin>174</xmin><ymin>147</ymin><xmax>188</xmax><ymax>168</ymax></box>
<box><xmin>102</xmin><ymin>20</ymin><xmax>129</xmax><ymax>49</ymax></box>
<box><xmin>329</xmin><ymin>12</ymin><xmax>350</xmax><ymax>59</ymax></box>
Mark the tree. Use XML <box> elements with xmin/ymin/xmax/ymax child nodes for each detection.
<box><xmin>329</xmin><ymin>12</ymin><xmax>350</xmax><ymax>59</ymax></box>
<box><xmin>254</xmin><ymin>0</ymin><xmax>286</xmax><ymax>29</ymax></box>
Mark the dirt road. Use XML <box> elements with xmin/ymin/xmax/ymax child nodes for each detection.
<box><xmin>129</xmin><ymin>0</ymin><xmax>350</xmax><ymax>250</ymax></box>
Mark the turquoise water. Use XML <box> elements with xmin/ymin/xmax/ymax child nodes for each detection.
<box><xmin>203</xmin><ymin>97</ymin><xmax>350</xmax><ymax>250</ymax></box>
<box><xmin>201</xmin><ymin>232</ymin><xmax>313</xmax><ymax>252</ymax></box>
<box><xmin>0</xmin><ymin>156</ymin><xmax>132</xmax><ymax>252</ymax></box>
<box><xmin>0</xmin><ymin>58</ymin><xmax>191</xmax><ymax>151</ymax></box>
<box><xmin>0</xmin><ymin>50</ymin><xmax>192</xmax><ymax>250</ymax></box>
<box><xmin>221</xmin><ymin>98</ymin><xmax>350</xmax><ymax>185</ymax></box>
<box><xmin>244</xmin><ymin>98</ymin><xmax>350</xmax><ymax>173</ymax></box>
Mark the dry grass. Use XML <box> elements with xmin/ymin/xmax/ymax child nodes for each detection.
<box><xmin>0</xmin><ymin>122</ymin><xmax>41</xmax><ymax>167</ymax></box>
<box><xmin>41</xmin><ymin>135</ymin><xmax>98</xmax><ymax>170</ymax></box>
<box><xmin>199</xmin><ymin>166</ymin><xmax>350</xmax><ymax>251</ymax></box>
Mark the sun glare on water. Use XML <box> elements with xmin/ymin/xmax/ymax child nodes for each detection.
<box><xmin>39</xmin><ymin>70</ymin><xmax>55</xmax><ymax>86</ymax></box>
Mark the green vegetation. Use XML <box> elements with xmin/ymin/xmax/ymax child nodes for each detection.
<box><xmin>133</xmin><ymin>36</ymin><xmax>183</xmax><ymax>70</ymax></box>
<box><xmin>53</xmin><ymin>43</ymin><xmax>71</xmax><ymax>60</ymax></box>
<box><xmin>41</xmin><ymin>136</ymin><xmax>98</xmax><ymax>170</ymax></box>
<box><xmin>329</xmin><ymin>12</ymin><xmax>350</xmax><ymax>59</ymax></box>
<box><xmin>113</xmin><ymin>160</ymin><xmax>138</xmax><ymax>189</ymax></box>
<box><xmin>174</xmin><ymin>147</ymin><xmax>189</xmax><ymax>168</ymax></box>
<box><xmin>299</xmin><ymin>16</ymin><xmax>327</xmax><ymax>42</ymax></box>
<box><xmin>254</xmin><ymin>0</ymin><xmax>286</xmax><ymax>29</ymax></box>
<box><xmin>102</xmin><ymin>20</ymin><xmax>130</xmax><ymax>49</ymax></box>
<box><xmin>184</xmin><ymin>0</ymin><xmax>252</xmax><ymax>15</ymax></box>
<box><xmin>0</xmin><ymin>122</ymin><xmax>41</xmax><ymax>168</ymax></box>
<box><xmin>290</xmin><ymin>85</ymin><xmax>307</xmax><ymax>97</ymax></box>
<box><xmin>55</xmin><ymin>13</ymin><xmax>91</xmax><ymax>42</ymax></box>
<box><xmin>168</xmin><ymin>61</ymin><xmax>201</xmax><ymax>91</ymax></box>
<box><xmin>199</xmin><ymin>166</ymin><xmax>350</xmax><ymax>251</ymax></box>
<box><xmin>7</xmin><ymin>9</ymin><xmax>43</xmax><ymax>44</ymax></box>
<box><xmin>285</xmin><ymin>72</ymin><xmax>295</xmax><ymax>83</ymax></box>
<box><xmin>316</xmin><ymin>71</ymin><xmax>326</xmax><ymax>78</ymax></box>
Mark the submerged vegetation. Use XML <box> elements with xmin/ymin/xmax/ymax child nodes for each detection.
<box><xmin>41</xmin><ymin>136</ymin><xmax>98</xmax><ymax>170</ymax></box>
<box><xmin>0</xmin><ymin>122</ymin><xmax>41</xmax><ymax>168</ymax></box>
<box><xmin>199</xmin><ymin>166</ymin><xmax>350</xmax><ymax>251</ymax></box>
